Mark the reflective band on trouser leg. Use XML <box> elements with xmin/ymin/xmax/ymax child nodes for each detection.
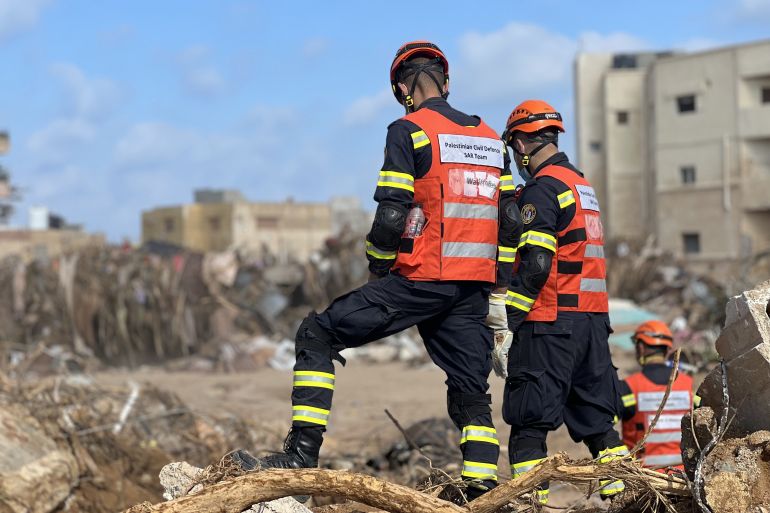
<box><xmin>500</xmin><ymin>175</ymin><xmax>515</xmax><ymax>191</ymax></box>
<box><xmin>584</xmin><ymin>244</ymin><xmax>604</xmax><ymax>258</ymax></box>
<box><xmin>411</xmin><ymin>130</ymin><xmax>430</xmax><ymax>149</ymax></box>
<box><xmin>506</xmin><ymin>290</ymin><xmax>535</xmax><ymax>313</ymax></box>
<box><xmin>292</xmin><ymin>405</ymin><xmax>330</xmax><ymax>426</ymax></box>
<box><xmin>580</xmin><ymin>278</ymin><xmax>607</xmax><ymax>293</ymax></box>
<box><xmin>557</xmin><ymin>190</ymin><xmax>576</xmax><ymax>209</ymax></box>
<box><xmin>293</xmin><ymin>371</ymin><xmax>335</xmax><ymax>390</ymax></box>
<box><xmin>461</xmin><ymin>461</ymin><xmax>498</xmax><ymax>481</ymax></box>
<box><xmin>377</xmin><ymin>170</ymin><xmax>415</xmax><ymax>193</ymax></box>
<box><xmin>366</xmin><ymin>240</ymin><xmax>397</xmax><ymax>260</ymax></box>
<box><xmin>443</xmin><ymin>202</ymin><xmax>498</xmax><ymax>220</ymax></box>
<box><xmin>497</xmin><ymin>246</ymin><xmax>517</xmax><ymax>263</ymax></box>
<box><xmin>621</xmin><ymin>393</ymin><xmax>636</xmax><ymax>408</ymax></box>
<box><xmin>512</xmin><ymin>459</ymin><xmax>549</xmax><ymax>504</ymax></box>
<box><xmin>461</xmin><ymin>425</ymin><xmax>499</xmax><ymax>446</ymax></box>
<box><xmin>598</xmin><ymin>446</ymin><xmax>629</xmax><ymax>496</ymax></box>
<box><xmin>519</xmin><ymin>230</ymin><xmax>557</xmax><ymax>252</ymax></box>
<box><xmin>643</xmin><ymin>454</ymin><xmax>683</xmax><ymax>467</ymax></box>
<box><xmin>442</xmin><ymin>242</ymin><xmax>497</xmax><ymax>259</ymax></box>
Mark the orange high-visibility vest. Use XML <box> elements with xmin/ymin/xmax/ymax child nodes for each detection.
<box><xmin>523</xmin><ymin>165</ymin><xmax>608</xmax><ymax>321</ymax></box>
<box><xmin>392</xmin><ymin>108</ymin><xmax>504</xmax><ymax>283</ymax></box>
<box><xmin>622</xmin><ymin>371</ymin><xmax>694</xmax><ymax>471</ymax></box>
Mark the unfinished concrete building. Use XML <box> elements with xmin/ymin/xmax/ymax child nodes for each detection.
<box><xmin>575</xmin><ymin>40</ymin><xmax>770</xmax><ymax>269</ymax></box>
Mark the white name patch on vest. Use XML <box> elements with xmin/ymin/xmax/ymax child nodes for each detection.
<box><xmin>637</xmin><ymin>391</ymin><xmax>691</xmax><ymax>412</ymax></box>
<box><xmin>438</xmin><ymin>134</ymin><xmax>504</xmax><ymax>168</ymax></box>
<box><xmin>652</xmin><ymin>413</ymin><xmax>685</xmax><ymax>431</ymax></box>
<box><xmin>575</xmin><ymin>184</ymin><xmax>600</xmax><ymax>212</ymax></box>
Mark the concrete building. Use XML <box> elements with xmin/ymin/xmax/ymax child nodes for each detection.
<box><xmin>575</xmin><ymin>40</ymin><xmax>770</xmax><ymax>267</ymax></box>
<box><xmin>142</xmin><ymin>190</ymin><xmax>370</xmax><ymax>261</ymax></box>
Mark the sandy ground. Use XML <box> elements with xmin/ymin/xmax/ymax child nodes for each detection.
<box><xmin>94</xmin><ymin>349</ymin><xmax>640</xmax><ymax>507</ymax></box>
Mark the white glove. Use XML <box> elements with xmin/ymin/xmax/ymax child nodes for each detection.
<box><xmin>492</xmin><ymin>330</ymin><xmax>513</xmax><ymax>379</ymax></box>
<box><xmin>486</xmin><ymin>291</ymin><xmax>508</xmax><ymax>331</ymax></box>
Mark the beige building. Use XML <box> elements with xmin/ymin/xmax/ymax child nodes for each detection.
<box><xmin>142</xmin><ymin>190</ymin><xmax>369</xmax><ymax>262</ymax></box>
<box><xmin>575</xmin><ymin>40</ymin><xmax>770</xmax><ymax>266</ymax></box>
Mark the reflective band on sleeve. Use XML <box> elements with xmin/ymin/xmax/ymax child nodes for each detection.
<box><xmin>293</xmin><ymin>371</ymin><xmax>335</xmax><ymax>390</ymax></box>
<box><xmin>442</xmin><ymin>242</ymin><xmax>497</xmax><ymax>259</ymax></box>
<box><xmin>506</xmin><ymin>290</ymin><xmax>535</xmax><ymax>312</ymax></box>
<box><xmin>497</xmin><ymin>245</ymin><xmax>517</xmax><ymax>263</ymax></box>
<box><xmin>646</xmin><ymin>431</ymin><xmax>682</xmax><ymax>443</ymax></box>
<box><xmin>512</xmin><ymin>458</ymin><xmax>546</xmax><ymax>478</ymax></box>
<box><xmin>622</xmin><ymin>393</ymin><xmax>637</xmax><ymax>407</ymax></box>
<box><xmin>366</xmin><ymin>240</ymin><xmax>397</xmax><ymax>260</ymax></box>
<box><xmin>292</xmin><ymin>405</ymin><xmax>330</xmax><ymax>426</ymax></box>
<box><xmin>557</xmin><ymin>190</ymin><xmax>576</xmax><ymax>209</ymax></box>
<box><xmin>460</xmin><ymin>425</ymin><xmax>499</xmax><ymax>446</ymax></box>
<box><xmin>519</xmin><ymin>230</ymin><xmax>557</xmax><ymax>252</ymax></box>
<box><xmin>444</xmin><ymin>202</ymin><xmax>498</xmax><ymax>220</ymax></box>
<box><xmin>411</xmin><ymin>130</ymin><xmax>430</xmax><ymax>149</ymax></box>
<box><xmin>584</xmin><ymin>244</ymin><xmax>605</xmax><ymax>258</ymax></box>
<box><xmin>643</xmin><ymin>454</ymin><xmax>683</xmax><ymax>467</ymax></box>
<box><xmin>461</xmin><ymin>461</ymin><xmax>498</xmax><ymax>480</ymax></box>
<box><xmin>377</xmin><ymin>170</ymin><xmax>415</xmax><ymax>192</ymax></box>
<box><xmin>580</xmin><ymin>278</ymin><xmax>607</xmax><ymax>293</ymax></box>
<box><xmin>500</xmin><ymin>175</ymin><xmax>515</xmax><ymax>191</ymax></box>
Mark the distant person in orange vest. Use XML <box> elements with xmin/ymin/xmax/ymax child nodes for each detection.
<box><xmin>619</xmin><ymin>320</ymin><xmax>698</xmax><ymax>471</ymax></box>
<box><xmin>232</xmin><ymin>41</ymin><xmax>522</xmax><ymax>500</ymax></box>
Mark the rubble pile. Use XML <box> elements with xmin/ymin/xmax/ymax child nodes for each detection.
<box><xmin>0</xmin><ymin>232</ymin><xmax>372</xmax><ymax>372</ymax></box>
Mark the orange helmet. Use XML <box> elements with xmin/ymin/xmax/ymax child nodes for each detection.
<box><xmin>390</xmin><ymin>41</ymin><xmax>449</xmax><ymax>103</ymax></box>
<box><xmin>632</xmin><ymin>320</ymin><xmax>674</xmax><ymax>349</ymax></box>
<box><xmin>502</xmin><ymin>100</ymin><xmax>564</xmax><ymax>144</ymax></box>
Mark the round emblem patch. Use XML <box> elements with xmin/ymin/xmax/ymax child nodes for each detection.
<box><xmin>521</xmin><ymin>204</ymin><xmax>537</xmax><ymax>224</ymax></box>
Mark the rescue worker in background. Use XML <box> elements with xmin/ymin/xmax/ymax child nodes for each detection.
<box><xmin>619</xmin><ymin>320</ymin><xmax>699</xmax><ymax>471</ymax></box>
<box><xmin>496</xmin><ymin>100</ymin><xmax>627</xmax><ymax>504</ymax></box>
<box><xmin>233</xmin><ymin>41</ymin><xmax>522</xmax><ymax>500</ymax></box>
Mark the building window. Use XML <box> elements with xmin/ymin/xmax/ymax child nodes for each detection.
<box><xmin>617</xmin><ymin>111</ymin><xmax>629</xmax><ymax>125</ymax></box>
<box><xmin>762</xmin><ymin>86</ymin><xmax>770</xmax><ymax>104</ymax></box>
<box><xmin>612</xmin><ymin>54</ymin><xmax>638</xmax><ymax>69</ymax></box>
<box><xmin>589</xmin><ymin>141</ymin><xmax>602</xmax><ymax>152</ymax></box>
<box><xmin>257</xmin><ymin>216</ymin><xmax>279</xmax><ymax>229</ymax></box>
<box><xmin>208</xmin><ymin>216</ymin><xmax>221</xmax><ymax>231</ymax></box>
<box><xmin>164</xmin><ymin>218</ymin><xmax>175</xmax><ymax>233</ymax></box>
<box><xmin>677</xmin><ymin>95</ymin><xmax>696</xmax><ymax>113</ymax></box>
<box><xmin>683</xmin><ymin>233</ymin><xmax>701</xmax><ymax>254</ymax></box>
<box><xmin>680</xmin><ymin>165</ymin><xmax>696</xmax><ymax>184</ymax></box>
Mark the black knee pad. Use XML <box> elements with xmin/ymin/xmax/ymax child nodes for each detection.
<box><xmin>295</xmin><ymin>312</ymin><xmax>347</xmax><ymax>365</ymax></box>
<box><xmin>447</xmin><ymin>392</ymin><xmax>492</xmax><ymax>429</ymax></box>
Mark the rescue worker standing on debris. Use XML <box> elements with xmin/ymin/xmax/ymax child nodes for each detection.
<box><xmin>497</xmin><ymin>100</ymin><xmax>627</xmax><ymax>503</ymax></box>
<box><xmin>619</xmin><ymin>320</ymin><xmax>698</xmax><ymax>471</ymax></box>
<box><xmin>234</xmin><ymin>41</ymin><xmax>521</xmax><ymax>499</ymax></box>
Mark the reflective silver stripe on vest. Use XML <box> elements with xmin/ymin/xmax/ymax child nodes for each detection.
<box><xmin>443</xmin><ymin>202</ymin><xmax>498</xmax><ymax>220</ymax></box>
<box><xmin>643</xmin><ymin>454</ymin><xmax>683</xmax><ymax>467</ymax></box>
<box><xmin>646</xmin><ymin>431</ymin><xmax>682</xmax><ymax>443</ymax></box>
<box><xmin>584</xmin><ymin>244</ymin><xmax>605</xmax><ymax>258</ymax></box>
<box><xmin>442</xmin><ymin>242</ymin><xmax>497</xmax><ymax>259</ymax></box>
<box><xmin>580</xmin><ymin>278</ymin><xmax>607</xmax><ymax>293</ymax></box>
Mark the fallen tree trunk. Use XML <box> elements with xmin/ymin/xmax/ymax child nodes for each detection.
<box><xmin>123</xmin><ymin>453</ymin><xmax>691</xmax><ymax>513</ymax></box>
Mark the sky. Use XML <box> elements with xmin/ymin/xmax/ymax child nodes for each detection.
<box><xmin>0</xmin><ymin>0</ymin><xmax>769</xmax><ymax>241</ymax></box>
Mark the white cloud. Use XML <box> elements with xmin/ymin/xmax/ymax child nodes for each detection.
<box><xmin>343</xmin><ymin>88</ymin><xmax>394</xmax><ymax>126</ymax></box>
<box><xmin>27</xmin><ymin>118</ymin><xmax>95</xmax><ymax>158</ymax></box>
<box><xmin>302</xmin><ymin>37</ymin><xmax>330</xmax><ymax>59</ymax></box>
<box><xmin>0</xmin><ymin>0</ymin><xmax>52</xmax><ymax>42</ymax></box>
<box><xmin>176</xmin><ymin>45</ymin><xmax>228</xmax><ymax>97</ymax></box>
<box><xmin>50</xmin><ymin>62</ymin><xmax>121</xmax><ymax>120</ymax></box>
<box><xmin>737</xmin><ymin>0</ymin><xmax>770</xmax><ymax>19</ymax></box>
<box><xmin>577</xmin><ymin>31</ymin><xmax>649</xmax><ymax>53</ymax></box>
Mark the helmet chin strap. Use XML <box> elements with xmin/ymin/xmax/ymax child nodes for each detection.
<box><xmin>513</xmin><ymin>140</ymin><xmax>551</xmax><ymax>180</ymax></box>
<box><xmin>399</xmin><ymin>60</ymin><xmax>448</xmax><ymax>114</ymax></box>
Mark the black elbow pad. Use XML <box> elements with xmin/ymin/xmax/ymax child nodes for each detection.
<box><xmin>520</xmin><ymin>248</ymin><xmax>553</xmax><ymax>292</ymax></box>
<box><xmin>369</xmin><ymin>201</ymin><xmax>407</xmax><ymax>250</ymax></box>
<box><xmin>499</xmin><ymin>198</ymin><xmax>522</xmax><ymax>247</ymax></box>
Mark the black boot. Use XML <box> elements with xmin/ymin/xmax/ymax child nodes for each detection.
<box><xmin>232</xmin><ymin>426</ymin><xmax>323</xmax><ymax>471</ymax></box>
<box><xmin>464</xmin><ymin>478</ymin><xmax>497</xmax><ymax>501</ymax></box>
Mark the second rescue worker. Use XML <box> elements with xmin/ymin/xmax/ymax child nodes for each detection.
<box><xmin>233</xmin><ymin>41</ymin><xmax>522</xmax><ymax>500</ymax></box>
<box><xmin>499</xmin><ymin>100</ymin><xmax>628</xmax><ymax>503</ymax></box>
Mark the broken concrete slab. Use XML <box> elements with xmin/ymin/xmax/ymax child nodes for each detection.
<box><xmin>0</xmin><ymin>403</ymin><xmax>79</xmax><ymax>513</ymax></box>
<box><xmin>715</xmin><ymin>278</ymin><xmax>770</xmax><ymax>360</ymax></box>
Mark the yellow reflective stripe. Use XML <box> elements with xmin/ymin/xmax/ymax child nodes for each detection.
<box><xmin>461</xmin><ymin>461</ymin><xmax>498</xmax><ymax>480</ymax></box>
<box><xmin>366</xmin><ymin>240</ymin><xmax>397</xmax><ymax>260</ymax></box>
<box><xmin>598</xmin><ymin>445</ymin><xmax>629</xmax><ymax>463</ymax></box>
<box><xmin>497</xmin><ymin>245</ymin><xmax>517</xmax><ymax>263</ymax></box>
<box><xmin>376</xmin><ymin>180</ymin><xmax>414</xmax><ymax>192</ymax></box>
<box><xmin>411</xmin><ymin>130</ymin><xmax>430</xmax><ymax>149</ymax></box>
<box><xmin>294</xmin><ymin>371</ymin><xmax>334</xmax><ymax>379</ymax></box>
<box><xmin>500</xmin><ymin>175</ymin><xmax>515</xmax><ymax>191</ymax></box>
<box><xmin>378</xmin><ymin>170</ymin><xmax>414</xmax><ymax>182</ymax></box>
<box><xmin>460</xmin><ymin>425</ymin><xmax>499</xmax><ymax>446</ymax></box>
<box><xmin>518</xmin><ymin>230</ymin><xmax>557</xmax><ymax>252</ymax></box>
<box><xmin>512</xmin><ymin>457</ymin><xmax>546</xmax><ymax>477</ymax></box>
<box><xmin>557</xmin><ymin>190</ymin><xmax>576</xmax><ymax>208</ymax></box>
<box><xmin>536</xmin><ymin>489</ymin><xmax>549</xmax><ymax>504</ymax></box>
<box><xmin>292</xmin><ymin>405</ymin><xmax>330</xmax><ymax>426</ymax></box>
<box><xmin>506</xmin><ymin>290</ymin><xmax>535</xmax><ymax>312</ymax></box>
<box><xmin>622</xmin><ymin>393</ymin><xmax>637</xmax><ymax>407</ymax></box>
<box><xmin>693</xmin><ymin>394</ymin><xmax>701</xmax><ymax>408</ymax></box>
<box><xmin>293</xmin><ymin>371</ymin><xmax>335</xmax><ymax>390</ymax></box>
<box><xmin>599</xmin><ymin>480</ymin><xmax>625</xmax><ymax>495</ymax></box>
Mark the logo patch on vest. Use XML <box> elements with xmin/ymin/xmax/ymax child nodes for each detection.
<box><xmin>521</xmin><ymin>204</ymin><xmax>536</xmax><ymax>224</ymax></box>
<box><xmin>438</xmin><ymin>134</ymin><xmax>504</xmax><ymax>168</ymax></box>
<box><xmin>576</xmin><ymin>184</ymin><xmax>600</xmax><ymax>211</ymax></box>
<box><xmin>585</xmin><ymin>213</ymin><xmax>604</xmax><ymax>240</ymax></box>
<box><xmin>448</xmin><ymin>169</ymin><xmax>499</xmax><ymax>199</ymax></box>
